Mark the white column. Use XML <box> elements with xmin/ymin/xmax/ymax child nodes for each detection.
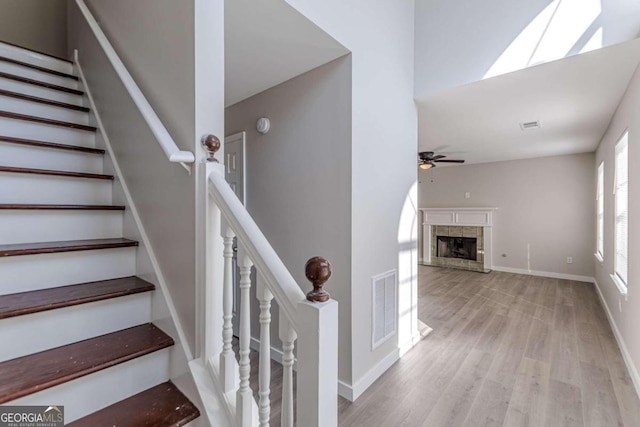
<box><xmin>236</xmin><ymin>249</ymin><xmax>254</xmax><ymax>427</ymax></box>
<box><xmin>203</xmin><ymin>162</ymin><xmax>225</xmax><ymax>363</ymax></box>
<box><xmin>257</xmin><ymin>279</ymin><xmax>273</xmax><ymax>427</ymax></box>
<box><xmin>219</xmin><ymin>222</ymin><xmax>237</xmax><ymax>392</ymax></box>
<box><xmin>296</xmin><ymin>300</ymin><xmax>339</xmax><ymax>427</ymax></box>
<box><xmin>279</xmin><ymin>316</ymin><xmax>297</xmax><ymax>427</ymax></box>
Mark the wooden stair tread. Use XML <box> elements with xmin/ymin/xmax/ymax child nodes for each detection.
<box><xmin>0</xmin><ymin>204</ymin><xmax>124</xmax><ymax>210</ymax></box>
<box><xmin>0</xmin><ymin>88</ymin><xmax>89</xmax><ymax>112</ymax></box>
<box><xmin>0</xmin><ymin>71</ymin><xmax>82</xmax><ymax>95</ymax></box>
<box><xmin>68</xmin><ymin>381</ymin><xmax>200</xmax><ymax>427</ymax></box>
<box><xmin>0</xmin><ymin>166</ymin><xmax>113</xmax><ymax>180</ymax></box>
<box><xmin>0</xmin><ymin>55</ymin><xmax>78</xmax><ymax>80</ymax></box>
<box><xmin>0</xmin><ymin>111</ymin><xmax>96</xmax><ymax>132</ymax></box>
<box><xmin>0</xmin><ymin>40</ymin><xmax>73</xmax><ymax>64</ymax></box>
<box><xmin>0</xmin><ymin>238</ymin><xmax>138</xmax><ymax>257</ymax></box>
<box><xmin>0</xmin><ymin>135</ymin><xmax>104</xmax><ymax>154</ymax></box>
<box><xmin>0</xmin><ymin>277</ymin><xmax>154</xmax><ymax>319</ymax></box>
<box><xmin>0</xmin><ymin>324</ymin><xmax>174</xmax><ymax>403</ymax></box>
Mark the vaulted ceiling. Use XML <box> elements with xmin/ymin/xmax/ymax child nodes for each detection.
<box><xmin>414</xmin><ymin>0</ymin><xmax>640</xmax><ymax>164</ymax></box>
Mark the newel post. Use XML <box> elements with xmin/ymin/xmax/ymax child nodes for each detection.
<box><xmin>296</xmin><ymin>257</ymin><xmax>339</xmax><ymax>427</ymax></box>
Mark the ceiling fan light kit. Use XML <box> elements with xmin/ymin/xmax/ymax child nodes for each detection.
<box><xmin>419</xmin><ymin>162</ymin><xmax>434</xmax><ymax>170</ymax></box>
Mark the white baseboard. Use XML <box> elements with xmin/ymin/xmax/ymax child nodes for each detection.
<box><xmin>592</xmin><ymin>279</ymin><xmax>640</xmax><ymax>399</ymax></box>
<box><xmin>338</xmin><ymin>349</ymin><xmax>399</xmax><ymax>402</ymax></box>
<box><xmin>491</xmin><ymin>265</ymin><xmax>594</xmax><ymax>283</ymax></box>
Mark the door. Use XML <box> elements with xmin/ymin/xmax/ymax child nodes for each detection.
<box><xmin>225</xmin><ymin>132</ymin><xmax>246</xmax><ymax>337</ymax></box>
<box><xmin>225</xmin><ymin>132</ymin><xmax>246</xmax><ymax>204</ymax></box>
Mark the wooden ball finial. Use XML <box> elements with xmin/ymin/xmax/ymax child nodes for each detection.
<box><xmin>201</xmin><ymin>134</ymin><xmax>221</xmax><ymax>162</ymax></box>
<box><xmin>305</xmin><ymin>256</ymin><xmax>332</xmax><ymax>302</ymax></box>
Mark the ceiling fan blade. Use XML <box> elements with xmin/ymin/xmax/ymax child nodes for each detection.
<box><xmin>434</xmin><ymin>159</ymin><xmax>465</xmax><ymax>163</ymax></box>
<box><xmin>431</xmin><ymin>155</ymin><xmax>446</xmax><ymax>160</ymax></box>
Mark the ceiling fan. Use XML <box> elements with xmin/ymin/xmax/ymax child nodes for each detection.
<box><xmin>418</xmin><ymin>151</ymin><xmax>465</xmax><ymax>170</ymax></box>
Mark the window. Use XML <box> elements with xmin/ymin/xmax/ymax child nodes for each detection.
<box><xmin>613</xmin><ymin>131</ymin><xmax>629</xmax><ymax>294</ymax></box>
<box><xmin>596</xmin><ymin>162</ymin><xmax>604</xmax><ymax>260</ymax></box>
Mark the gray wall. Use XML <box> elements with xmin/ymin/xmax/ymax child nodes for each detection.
<box><xmin>419</xmin><ymin>153</ymin><xmax>596</xmax><ymax>277</ymax></box>
<box><xmin>595</xmin><ymin>63</ymin><xmax>640</xmax><ymax>387</ymax></box>
<box><xmin>284</xmin><ymin>0</ymin><xmax>418</xmax><ymax>392</ymax></box>
<box><xmin>0</xmin><ymin>0</ymin><xmax>67</xmax><ymax>57</ymax></box>
<box><xmin>225</xmin><ymin>56</ymin><xmax>352</xmax><ymax>382</ymax></box>
<box><xmin>67</xmin><ymin>0</ymin><xmax>198</xmax><ymax>353</ymax></box>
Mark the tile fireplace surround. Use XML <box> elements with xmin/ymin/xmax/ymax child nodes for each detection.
<box><xmin>420</xmin><ymin>208</ymin><xmax>497</xmax><ymax>273</ymax></box>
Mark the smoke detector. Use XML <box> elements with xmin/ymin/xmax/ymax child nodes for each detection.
<box><xmin>520</xmin><ymin>121</ymin><xmax>541</xmax><ymax>130</ymax></box>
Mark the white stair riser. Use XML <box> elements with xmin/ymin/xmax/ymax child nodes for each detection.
<box><xmin>0</xmin><ymin>211</ymin><xmax>123</xmax><ymax>245</ymax></box>
<box><xmin>0</xmin><ymin>117</ymin><xmax>95</xmax><ymax>146</ymax></box>
<box><xmin>0</xmin><ymin>42</ymin><xmax>73</xmax><ymax>75</ymax></box>
<box><xmin>0</xmin><ymin>61</ymin><xmax>78</xmax><ymax>90</ymax></box>
<box><xmin>0</xmin><ymin>96</ymin><xmax>89</xmax><ymax>123</ymax></box>
<box><xmin>0</xmin><ymin>78</ymin><xmax>83</xmax><ymax>105</ymax></box>
<box><xmin>9</xmin><ymin>349</ymin><xmax>171</xmax><ymax>423</ymax></box>
<box><xmin>0</xmin><ymin>247</ymin><xmax>136</xmax><ymax>293</ymax></box>
<box><xmin>0</xmin><ymin>293</ymin><xmax>151</xmax><ymax>362</ymax></box>
<box><xmin>0</xmin><ymin>173</ymin><xmax>111</xmax><ymax>204</ymax></box>
<box><xmin>0</xmin><ymin>142</ymin><xmax>103</xmax><ymax>173</ymax></box>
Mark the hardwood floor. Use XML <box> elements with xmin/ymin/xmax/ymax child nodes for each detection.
<box><xmin>249</xmin><ymin>266</ymin><xmax>640</xmax><ymax>426</ymax></box>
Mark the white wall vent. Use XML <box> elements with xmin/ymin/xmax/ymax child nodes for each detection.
<box><xmin>372</xmin><ymin>270</ymin><xmax>397</xmax><ymax>349</ymax></box>
<box><xmin>520</xmin><ymin>121</ymin><xmax>541</xmax><ymax>130</ymax></box>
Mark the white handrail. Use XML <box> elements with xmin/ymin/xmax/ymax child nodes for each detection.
<box><xmin>75</xmin><ymin>0</ymin><xmax>195</xmax><ymax>171</ymax></box>
<box><xmin>208</xmin><ymin>171</ymin><xmax>306</xmax><ymax>330</ymax></box>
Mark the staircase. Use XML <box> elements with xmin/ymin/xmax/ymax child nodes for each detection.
<box><xmin>0</xmin><ymin>42</ymin><xmax>200</xmax><ymax>425</ymax></box>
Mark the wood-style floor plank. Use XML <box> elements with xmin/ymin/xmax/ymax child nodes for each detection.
<box><xmin>580</xmin><ymin>361</ymin><xmax>625</xmax><ymax>427</ymax></box>
<box><xmin>244</xmin><ymin>266</ymin><xmax>640</xmax><ymax>426</ymax></box>
<box><xmin>503</xmin><ymin>357</ymin><xmax>551</xmax><ymax>426</ymax></box>
<box><xmin>544</xmin><ymin>380</ymin><xmax>584</xmax><ymax>427</ymax></box>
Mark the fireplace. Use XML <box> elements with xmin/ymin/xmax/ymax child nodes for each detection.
<box><xmin>420</xmin><ymin>207</ymin><xmax>496</xmax><ymax>273</ymax></box>
<box><xmin>437</xmin><ymin>236</ymin><xmax>477</xmax><ymax>261</ymax></box>
<box><xmin>425</xmin><ymin>225</ymin><xmax>488</xmax><ymax>273</ymax></box>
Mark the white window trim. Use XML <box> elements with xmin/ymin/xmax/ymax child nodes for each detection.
<box><xmin>612</xmin><ymin>130</ymin><xmax>629</xmax><ymax>297</ymax></box>
<box><xmin>611</xmin><ymin>273</ymin><xmax>628</xmax><ymax>300</ymax></box>
<box><xmin>596</xmin><ymin>161</ymin><xmax>604</xmax><ymax>262</ymax></box>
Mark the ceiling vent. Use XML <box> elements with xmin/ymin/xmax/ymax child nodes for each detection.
<box><xmin>520</xmin><ymin>121</ymin><xmax>541</xmax><ymax>130</ymax></box>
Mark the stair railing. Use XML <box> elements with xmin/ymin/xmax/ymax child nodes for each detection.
<box><xmin>201</xmin><ymin>135</ymin><xmax>339</xmax><ymax>427</ymax></box>
<box><xmin>75</xmin><ymin>0</ymin><xmax>195</xmax><ymax>173</ymax></box>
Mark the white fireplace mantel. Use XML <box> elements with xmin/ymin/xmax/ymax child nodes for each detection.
<box><xmin>419</xmin><ymin>207</ymin><xmax>498</xmax><ymax>271</ymax></box>
<box><xmin>421</xmin><ymin>207</ymin><xmax>498</xmax><ymax>227</ymax></box>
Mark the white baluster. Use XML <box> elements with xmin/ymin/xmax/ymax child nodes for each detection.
<box><xmin>219</xmin><ymin>223</ymin><xmax>237</xmax><ymax>392</ymax></box>
<box><xmin>257</xmin><ymin>279</ymin><xmax>273</xmax><ymax>427</ymax></box>
<box><xmin>237</xmin><ymin>249</ymin><xmax>254</xmax><ymax>426</ymax></box>
<box><xmin>279</xmin><ymin>317</ymin><xmax>297</xmax><ymax>427</ymax></box>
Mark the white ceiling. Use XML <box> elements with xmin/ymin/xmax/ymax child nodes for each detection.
<box><xmin>225</xmin><ymin>0</ymin><xmax>348</xmax><ymax>107</ymax></box>
<box><xmin>417</xmin><ymin>38</ymin><xmax>640</xmax><ymax>165</ymax></box>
